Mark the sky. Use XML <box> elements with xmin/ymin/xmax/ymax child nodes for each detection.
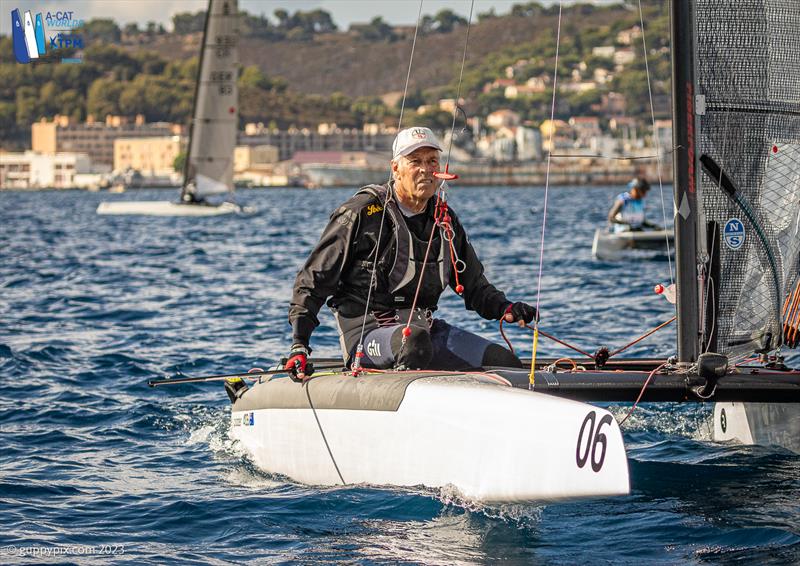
<box><xmin>1</xmin><ymin>0</ymin><xmax>615</xmax><ymax>36</ymax></box>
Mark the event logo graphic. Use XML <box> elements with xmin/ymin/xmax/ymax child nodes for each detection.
<box><xmin>11</xmin><ymin>8</ymin><xmax>84</xmax><ymax>64</ymax></box>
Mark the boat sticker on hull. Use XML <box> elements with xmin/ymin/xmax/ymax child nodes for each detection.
<box><xmin>232</xmin><ymin>412</ymin><xmax>254</xmax><ymax>427</ymax></box>
<box><xmin>723</xmin><ymin>218</ymin><xmax>745</xmax><ymax>250</ymax></box>
<box><xmin>576</xmin><ymin>411</ymin><xmax>613</xmax><ymax>472</ymax></box>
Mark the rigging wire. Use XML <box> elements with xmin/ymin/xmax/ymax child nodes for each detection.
<box><xmin>528</xmin><ymin>0</ymin><xmax>563</xmax><ymax>386</ymax></box>
<box><xmin>619</xmin><ymin>362</ymin><xmax>667</xmax><ymax>426</ymax></box>
<box><xmin>637</xmin><ymin>0</ymin><xmax>674</xmax><ymax>289</ymax></box>
<box><xmin>548</xmin><ymin>148</ymin><xmax>677</xmax><ymax>161</ymax></box>
<box><xmin>304</xmin><ymin>381</ymin><xmax>346</xmax><ymax>485</ymax></box>
<box><xmin>351</xmin><ymin>0</ymin><xmax>426</xmax><ymax>375</ymax></box>
<box><xmin>500</xmin><ymin>316</ymin><xmax>676</xmax><ymax>364</ymax></box>
<box><xmin>401</xmin><ymin>0</ymin><xmax>476</xmax><ymax>339</ymax></box>
<box><xmin>443</xmin><ymin>0</ymin><xmax>475</xmax><ymax>170</ymax></box>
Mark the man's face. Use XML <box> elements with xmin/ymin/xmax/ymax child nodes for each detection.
<box><xmin>392</xmin><ymin>146</ymin><xmax>440</xmax><ymax>204</ymax></box>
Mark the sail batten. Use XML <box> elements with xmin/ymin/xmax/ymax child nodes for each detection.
<box><xmin>694</xmin><ymin>0</ymin><xmax>800</xmax><ymax>355</ymax></box>
<box><xmin>182</xmin><ymin>0</ymin><xmax>239</xmax><ymax>201</ymax></box>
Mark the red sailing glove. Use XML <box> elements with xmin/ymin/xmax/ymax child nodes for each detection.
<box><xmin>284</xmin><ymin>344</ymin><xmax>310</xmax><ymax>380</ymax></box>
<box><xmin>504</xmin><ymin>302</ymin><xmax>538</xmax><ymax>324</ymax></box>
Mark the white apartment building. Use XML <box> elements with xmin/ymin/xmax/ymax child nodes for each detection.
<box><xmin>0</xmin><ymin>151</ymin><xmax>92</xmax><ymax>189</ymax></box>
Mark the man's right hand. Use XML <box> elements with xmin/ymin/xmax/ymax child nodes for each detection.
<box><xmin>284</xmin><ymin>344</ymin><xmax>310</xmax><ymax>379</ymax></box>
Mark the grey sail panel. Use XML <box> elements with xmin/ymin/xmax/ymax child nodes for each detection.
<box><xmin>183</xmin><ymin>0</ymin><xmax>238</xmax><ymax>200</ymax></box>
<box><xmin>695</xmin><ymin>0</ymin><xmax>800</xmax><ymax>355</ymax></box>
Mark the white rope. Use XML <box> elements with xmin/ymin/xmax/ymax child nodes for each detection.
<box><xmin>443</xmin><ymin>0</ymin><xmax>475</xmax><ymax>171</ymax></box>
<box><xmin>533</xmin><ymin>1</ymin><xmax>563</xmax><ymax>327</ymax></box>
<box><xmin>637</xmin><ymin>0</ymin><xmax>674</xmax><ymax>289</ymax></box>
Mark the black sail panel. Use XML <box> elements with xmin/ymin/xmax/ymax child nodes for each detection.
<box><xmin>695</xmin><ymin>0</ymin><xmax>800</xmax><ymax>355</ymax></box>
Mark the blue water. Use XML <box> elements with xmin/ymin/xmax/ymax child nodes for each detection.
<box><xmin>1</xmin><ymin>187</ymin><xmax>798</xmax><ymax>564</ymax></box>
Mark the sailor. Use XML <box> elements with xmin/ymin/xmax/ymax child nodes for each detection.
<box><xmin>285</xmin><ymin>126</ymin><xmax>537</xmax><ymax>376</ymax></box>
<box><xmin>607</xmin><ymin>177</ymin><xmax>660</xmax><ymax>233</ymax></box>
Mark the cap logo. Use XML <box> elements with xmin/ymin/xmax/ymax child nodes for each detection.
<box><xmin>411</xmin><ymin>128</ymin><xmax>427</xmax><ymax>139</ymax></box>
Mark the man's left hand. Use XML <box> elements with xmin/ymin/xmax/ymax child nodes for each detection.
<box><xmin>284</xmin><ymin>344</ymin><xmax>311</xmax><ymax>380</ymax></box>
<box><xmin>504</xmin><ymin>302</ymin><xmax>538</xmax><ymax>326</ymax></box>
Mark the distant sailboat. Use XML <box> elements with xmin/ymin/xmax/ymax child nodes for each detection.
<box><xmin>97</xmin><ymin>0</ymin><xmax>249</xmax><ymax>216</ymax></box>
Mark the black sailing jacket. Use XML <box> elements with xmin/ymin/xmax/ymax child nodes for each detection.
<box><xmin>288</xmin><ymin>183</ymin><xmax>510</xmax><ymax>346</ymax></box>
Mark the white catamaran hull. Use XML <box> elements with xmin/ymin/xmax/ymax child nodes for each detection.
<box><xmin>96</xmin><ymin>201</ymin><xmax>243</xmax><ymax>216</ymax></box>
<box><xmin>592</xmin><ymin>228</ymin><xmax>674</xmax><ymax>260</ymax></box>
<box><xmin>713</xmin><ymin>402</ymin><xmax>800</xmax><ymax>454</ymax></box>
<box><xmin>230</xmin><ymin>373</ymin><xmax>630</xmax><ymax>503</ymax></box>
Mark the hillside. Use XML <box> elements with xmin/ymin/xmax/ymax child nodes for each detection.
<box><xmin>0</xmin><ymin>2</ymin><xmax>671</xmax><ymax>148</ymax></box>
<box><xmin>142</xmin><ymin>4</ymin><xmax>659</xmax><ymax>98</ymax></box>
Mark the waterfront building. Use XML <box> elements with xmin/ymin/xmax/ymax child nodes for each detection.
<box><xmin>486</xmin><ymin>109</ymin><xmax>521</xmax><ymax>130</ymax></box>
<box><xmin>569</xmin><ymin>116</ymin><xmax>603</xmax><ymax>148</ymax></box>
<box><xmin>234</xmin><ymin>145</ymin><xmax>279</xmax><ymax>172</ymax></box>
<box><xmin>516</xmin><ymin>126</ymin><xmax>543</xmax><ymax>161</ymax></box>
<box><xmin>32</xmin><ymin>115</ymin><xmax>182</xmax><ymax>169</ymax></box>
<box><xmin>540</xmin><ymin>120</ymin><xmax>575</xmax><ymax>152</ymax></box>
<box><xmin>113</xmin><ymin>136</ymin><xmax>183</xmax><ymax>177</ymax></box>
<box><xmin>0</xmin><ymin>151</ymin><xmax>92</xmax><ymax>189</ymax></box>
<box><xmin>240</xmin><ymin>125</ymin><xmax>394</xmax><ymax>162</ymax></box>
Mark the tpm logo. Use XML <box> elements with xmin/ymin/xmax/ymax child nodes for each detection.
<box><xmin>11</xmin><ymin>8</ymin><xmax>84</xmax><ymax>64</ymax></box>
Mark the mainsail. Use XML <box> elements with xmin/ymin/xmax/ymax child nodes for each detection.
<box><xmin>181</xmin><ymin>0</ymin><xmax>239</xmax><ymax>202</ymax></box>
<box><xmin>685</xmin><ymin>0</ymin><xmax>800</xmax><ymax>357</ymax></box>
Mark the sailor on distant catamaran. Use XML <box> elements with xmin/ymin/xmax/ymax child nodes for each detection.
<box><xmin>285</xmin><ymin>127</ymin><xmax>537</xmax><ymax>376</ymax></box>
<box><xmin>607</xmin><ymin>177</ymin><xmax>661</xmax><ymax>233</ymax></box>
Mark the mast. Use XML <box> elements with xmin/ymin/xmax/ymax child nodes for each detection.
<box><xmin>180</xmin><ymin>0</ymin><xmax>212</xmax><ymax>202</ymax></box>
<box><xmin>670</xmin><ymin>0</ymin><xmax>700</xmax><ymax>363</ymax></box>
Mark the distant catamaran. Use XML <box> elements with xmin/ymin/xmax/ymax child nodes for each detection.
<box><xmin>97</xmin><ymin>0</ymin><xmax>248</xmax><ymax>216</ymax></box>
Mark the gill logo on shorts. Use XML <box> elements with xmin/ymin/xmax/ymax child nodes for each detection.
<box><xmin>366</xmin><ymin>204</ymin><xmax>383</xmax><ymax>216</ymax></box>
<box><xmin>367</xmin><ymin>339</ymin><xmax>381</xmax><ymax>357</ymax></box>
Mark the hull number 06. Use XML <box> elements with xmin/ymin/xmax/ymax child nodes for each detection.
<box><xmin>576</xmin><ymin>411</ymin><xmax>613</xmax><ymax>472</ymax></box>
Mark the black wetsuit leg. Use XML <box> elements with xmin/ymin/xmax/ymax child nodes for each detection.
<box><xmin>428</xmin><ymin>318</ymin><xmax>522</xmax><ymax>370</ymax></box>
<box><xmin>353</xmin><ymin>318</ymin><xmax>521</xmax><ymax>370</ymax></box>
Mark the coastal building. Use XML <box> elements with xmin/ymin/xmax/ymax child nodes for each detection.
<box><xmin>614</xmin><ymin>48</ymin><xmax>636</xmax><ymax>67</ymax></box>
<box><xmin>616</xmin><ymin>25</ymin><xmax>642</xmax><ymax>46</ymax></box>
<box><xmin>539</xmin><ymin>120</ymin><xmax>574</xmax><ymax>152</ymax></box>
<box><xmin>515</xmin><ymin>126</ymin><xmax>542</xmax><ymax>161</ymax></box>
<box><xmin>113</xmin><ymin>136</ymin><xmax>183</xmax><ymax>177</ymax></box>
<box><xmin>32</xmin><ymin>115</ymin><xmax>182</xmax><ymax>169</ymax></box>
<box><xmin>569</xmin><ymin>116</ymin><xmax>603</xmax><ymax>148</ymax></box>
<box><xmin>486</xmin><ymin>109</ymin><xmax>521</xmax><ymax>130</ymax></box>
<box><xmin>234</xmin><ymin>145</ymin><xmax>279</xmax><ymax>172</ymax></box>
<box><xmin>240</xmin><ymin>125</ymin><xmax>394</xmax><ymax>161</ymax></box>
<box><xmin>0</xmin><ymin>151</ymin><xmax>92</xmax><ymax>189</ymax></box>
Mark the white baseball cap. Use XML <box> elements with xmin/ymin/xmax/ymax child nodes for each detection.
<box><xmin>392</xmin><ymin>127</ymin><xmax>443</xmax><ymax>159</ymax></box>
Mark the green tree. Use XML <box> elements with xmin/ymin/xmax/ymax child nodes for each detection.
<box><xmin>173</xmin><ymin>151</ymin><xmax>187</xmax><ymax>173</ymax></box>
<box><xmin>0</xmin><ymin>101</ymin><xmax>17</xmax><ymax>133</ymax></box>
<box><xmin>352</xmin><ymin>17</ymin><xmax>395</xmax><ymax>41</ymax></box>
<box><xmin>60</xmin><ymin>90</ymin><xmax>85</xmax><ymax>122</ymax></box>
<box><xmin>83</xmin><ymin>19</ymin><xmax>122</xmax><ymax>43</ymax></box>
<box><xmin>15</xmin><ymin>86</ymin><xmax>41</xmax><ymax>126</ymax></box>
<box><xmin>173</xmin><ymin>11</ymin><xmax>207</xmax><ymax>34</ymax></box>
<box><xmin>87</xmin><ymin>78</ymin><xmax>125</xmax><ymax>118</ymax></box>
<box><xmin>123</xmin><ymin>22</ymin><xmax>140</xmax><ymax>36</ymax></box>
<box><xmin>431</xmin><ymin>9</ymin><xmax>468</xmax><ymax>34</ymax></box>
